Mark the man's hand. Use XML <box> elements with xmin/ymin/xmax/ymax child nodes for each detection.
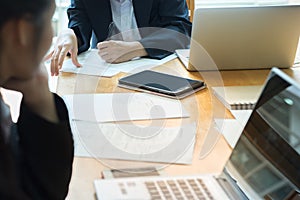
<box><xmin>97</xmin><ymin>40</ymin><xmax>148</xmax><ymax>63</ymax></box>
<box><xmin>45</xmin><ymin>28</ymin><xmax>81</xmax><ymax>76</ymax></box>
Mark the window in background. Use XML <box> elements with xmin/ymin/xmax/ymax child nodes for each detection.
<box><xmin>52</xmin><ymin>0</ymin><xmax>300</xmax><ymax>35</ymax></box>
<box><xmin>52</xmin><ymin>0</ymin><xmax>70</xmax><ymax>36</ymax></box>
<box><xmin>195</xmin><ymin>0</ymin><xmax>298</xmax><ymax>7</ymax></box>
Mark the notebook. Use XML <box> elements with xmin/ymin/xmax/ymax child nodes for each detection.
<box><xmin>182</xmin><ymin>5</ymin><xmax>300</xmax><ymax>71</ymax></box>
<box><xmin>94</xmin><ymin>68</ymin><xmax>300</xmax><ymax>200</ymax></box>
<box><xmin>212</xmin><ymin>85</ymin><xmax>263</xmax><ymax>110</ymax></box>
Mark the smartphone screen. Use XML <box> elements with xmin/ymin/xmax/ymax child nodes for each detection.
<box><xmin>118</xmin><ymin>70</ymin><xmax>205</xmax><ymax>97</ymax></box>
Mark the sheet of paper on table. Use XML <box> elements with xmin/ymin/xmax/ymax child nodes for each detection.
<box><xmin>60</xmin><ymin>49</ymin><xmax>176</xmax><ymax>77</ymax></box>
<box><xmin>214</xmin><ymin>110</ymin><xmax>252</xmax><ymax>148</ymax></box>
<box><xmin>71</xmin><ymin>121</ymin><xmax>196</xmax><ymax>164</ymax></box>
<box><xmin>63</xmin><ymin>92</ymin><xmax>189</xmax><ymax>122</ymax></box>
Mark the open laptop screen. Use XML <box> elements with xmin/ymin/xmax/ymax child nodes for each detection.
<box><xmin>225</xmin><ymin>68</ymin><xmax>300</xmax><ymax>199</ymax></box>
<box><xmin>188</xmin><ymin>5</ymin><xmax>300</xmax><ymax>71</ymax></box>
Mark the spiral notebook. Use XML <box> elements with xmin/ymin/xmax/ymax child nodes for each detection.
<box><xmin>212</xmin><ymin>85</ymin><xmax>263</xmax><ymax>110</ymax></box>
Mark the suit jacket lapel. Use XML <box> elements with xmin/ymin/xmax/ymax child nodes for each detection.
<box><xmin>132</xmin><ymin>0</ymin><xmax>153</xmax><ymax>27</ymax></box>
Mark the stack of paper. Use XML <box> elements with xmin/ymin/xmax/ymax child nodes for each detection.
<box><xmin>63</xmin><ymin>92</ymin><xmax>196</xmax><ymax>164</ymax></box>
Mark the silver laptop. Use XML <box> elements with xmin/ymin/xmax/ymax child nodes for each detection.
<box><xmin>94</xmin><ymin>68</ymin><xmax>300</xmax><ymax>199</ymax></box>
<box><xmin>182</xmin><ymin>5</ymin><xmax>300</xmax><ymax>71</ymax></box>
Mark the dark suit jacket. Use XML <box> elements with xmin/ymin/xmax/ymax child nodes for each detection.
<box><xmin>0</xmin><ymin>94</ymin><xmax>73</xmax><ymax>200</ymax></box>
<box><xmin>68</xmin><ymin>0</ymin><xmax>192</xmax><ymax>59</ymax></box>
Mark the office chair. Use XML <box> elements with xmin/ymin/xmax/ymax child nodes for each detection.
<box><xmin>186</xmin><ymin>0</ymin><xmax>195</xmax><ymax>21</ymax></box>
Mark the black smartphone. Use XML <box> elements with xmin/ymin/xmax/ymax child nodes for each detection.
<box><xmin>118</xmin><ymin>70</ymin><xmax>206</xmax><ymax>99</ymax></box>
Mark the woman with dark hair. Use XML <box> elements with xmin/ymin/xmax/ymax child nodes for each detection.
<box><xmin>0</xmin><ymin>0</ymin><xmax>74</xmax><ymax>199</ymax></box>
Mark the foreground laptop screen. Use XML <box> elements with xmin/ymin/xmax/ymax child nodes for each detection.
<box><xmin>226</xmin><ymin>69</ymin><xmax>300</xmax><ymax>199</ymax></box>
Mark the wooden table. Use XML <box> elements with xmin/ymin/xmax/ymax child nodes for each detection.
<box><xmin>59</xmin><ymin>58</ymin><xmax>300</xmax><ymax>200</ymax></box>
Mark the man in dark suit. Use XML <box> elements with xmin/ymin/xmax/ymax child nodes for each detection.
<box><xmin>49</xmin><ymin>0</ymin><xmax>192</xmax><ymax>76</ymax></box>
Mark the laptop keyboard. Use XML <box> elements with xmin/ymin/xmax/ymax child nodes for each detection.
<box><xmin>142</xmin><ymin>178</ymin><xmax>215</xmax><ymax>200</ymax></box>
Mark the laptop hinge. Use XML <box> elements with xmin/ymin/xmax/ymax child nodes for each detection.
<box><xmin>216</xmin><ymin>170</ymin><xmax>248</xmax><ymax>200</ymax></box>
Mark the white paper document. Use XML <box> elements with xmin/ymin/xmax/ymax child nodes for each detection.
<box><xmin>59</xmin><ymin>50</ymin><xmax>119</xmax><ymax>77</ymax></box>
<box><xmin>214</xmin><ymin>118</ymin><xmax>245</xmax><ymax>148</ymax></box>
<box><xmin>214</xmin><ymin>110</ymin><xmax>252</xmax><ymax>148</ymax></box>
<box><xmin>230</xmin><ymin>110</ymin><xmax>252</xmax><ymax>125</ymax></box>
<box><xmin>60</xmin><ymin>49</ymin><xmax>176</xmax><ymax>77</ymax></box>
<box><xmin>71</xmin><ymin>122</ymin><xmax>196</xmax><ymax>164</ymax></box>
<box><xmin>63</xmin><ymin>93</ymin><xmax>189</xmax><ymax>122</ymax></box>
<box><xmin>175</xmin><ymin>49</ymin><xmax>189</xmax><ymax>68</ymax></box>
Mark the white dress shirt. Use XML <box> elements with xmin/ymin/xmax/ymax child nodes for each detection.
<box><xmin>110</xmin><ymin>0</ymin><xmax>141</xmax><ymax>41</ymax></box>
